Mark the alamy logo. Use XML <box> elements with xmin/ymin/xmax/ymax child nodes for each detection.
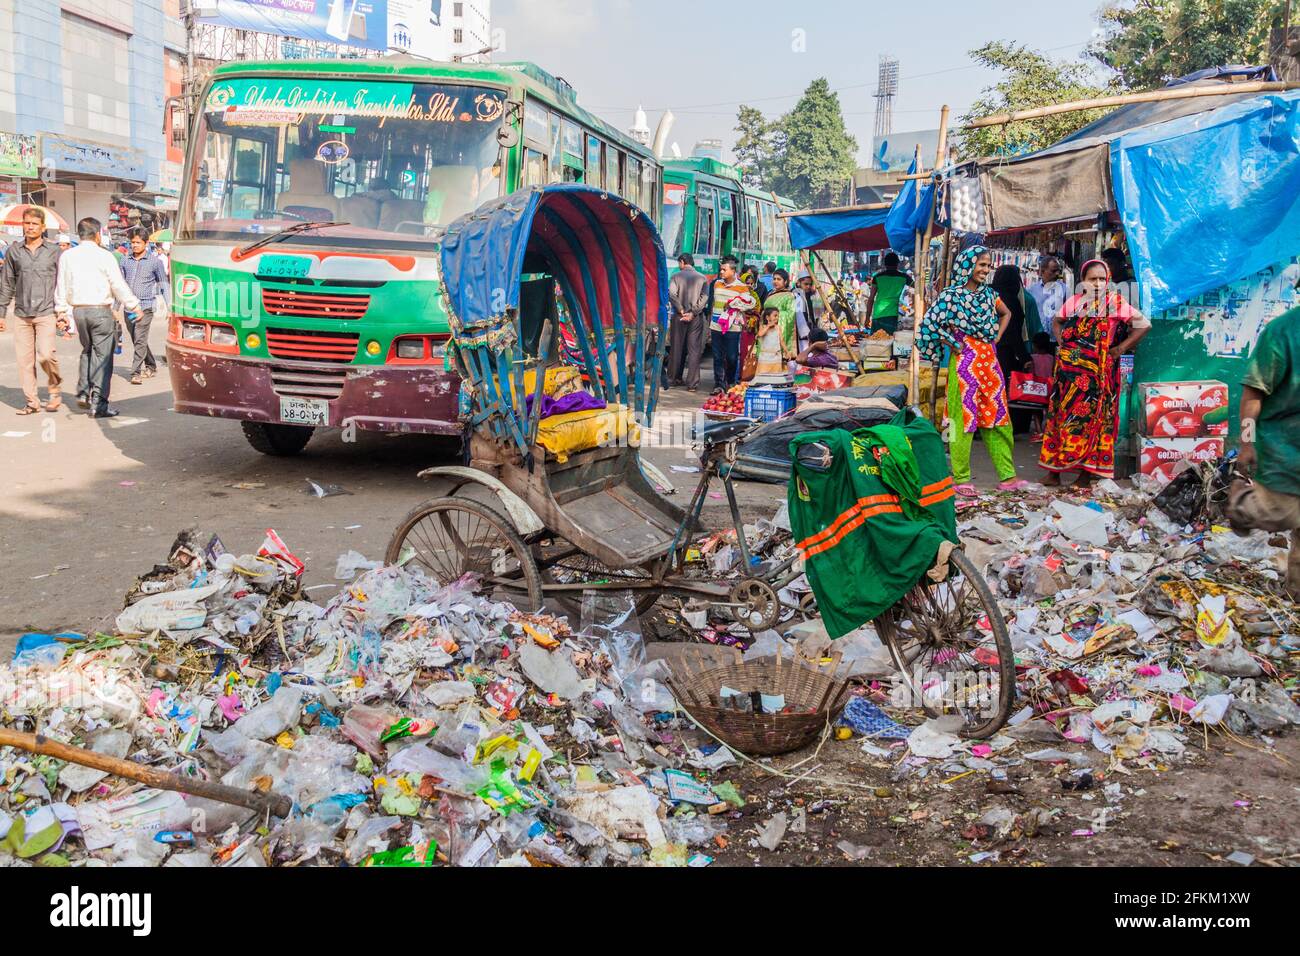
<box><xmin>49</xmin><ymin>887</ymin><xmax>152</xmax><ymax>937</ymax></box>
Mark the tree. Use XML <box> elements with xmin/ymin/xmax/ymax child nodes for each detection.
<box><xmin>958</xmin><ymin>42</ymin><xmax>1112</xmax><ymax>160</ymax></box>
<box><xmin>1088</xmin><ymin>0</ymin><xmax>1286</xmax><ymax>91</ymax></box>
<box><xmin>766</xmin><ymin>78</ymin><xmax>858</xmax><ymax>209</ymax></box>
<box><xmin>734</xmin><ymin>105</ymin><xmax>776</xmax><ymax>188</ymax></box>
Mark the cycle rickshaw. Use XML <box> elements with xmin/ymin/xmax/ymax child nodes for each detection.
<box><xmin>386</xmin><ymin>185</ymin><xmax>1012</xmax><ymax>737</ymax></box>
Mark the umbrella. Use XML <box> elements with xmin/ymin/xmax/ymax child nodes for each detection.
<box><xmin>150</xmin><ymin>228</ymin><xmax>173</xmax><ymax>242</ymax></box>
<box><xmin>0</xmin><ymin>203</ymin><xmax>69</xmax><ymax>232</ymax></box>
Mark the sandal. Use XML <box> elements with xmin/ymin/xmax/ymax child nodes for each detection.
<box><xmin>16</xmin><ymin>405</ymin><xmax>40</xmax><ymax>415</ymax></box>
<box><xmin>955</xmin><ymin>483</ymin><xmax>980</xmax><ymax>498</ymax></box>
<box><xmin>44</xmin><ymin>399</ymin><xmax>62</xmax><ymax>412</ymax></box>
<box><xmin>998</xmin><ymin>478</ymin><xmax>1031</xmax><ymax>492</ymax></box>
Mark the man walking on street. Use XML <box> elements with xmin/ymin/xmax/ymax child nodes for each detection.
<box><xmin>120</xmin><ymin>226</ymin><xmax>169</xmax><ymax>384</ymax></box>
<box><xmin>55</xmin><ymin>218</ymin><xmax>140</xmax><ymax>418</ymax></box>
<box><xmin>1228</xmin><ymin>304</ymin><xmax>1300</xmax><ymax>600</ymax></box>
<box><xmin>667</xmin><ymin>253</ymin><xmax>711</xmax><ymax>392</ymax></box>
<box><xmin>0</xmin><ymin>207</ymin><xmax>63</xmax><ymax>414</ymax></box>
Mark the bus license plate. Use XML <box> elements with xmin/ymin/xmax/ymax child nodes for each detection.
<box><xmin>279</xmin><ymin>396</ymin><xmax>329</xmax><ymax>426</ymax></box>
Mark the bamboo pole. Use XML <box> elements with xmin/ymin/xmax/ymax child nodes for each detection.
<box><xmin>0</xmin><ymin>728</ymin><xmax>294</xmax><ymax>818</ymax></box>
<box><xmin>910</xmin><ymin>106</ymin><xmax>950</xmax><ymax>410</ymax></box>
<box><xmin>965</xmin><ymin>80</ymin><xmax>1300</xmax><ymax>129</ymax></box>
<box><xmin>777</xmin><ymin>201</ymin><xmax>892</xmax><ymax>219</ymax></box>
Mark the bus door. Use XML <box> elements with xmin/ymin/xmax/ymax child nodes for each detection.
<box><xmin>718</xmin><ymin>189</ymin><xmax>735</xmax><ymax>257</ymax></box>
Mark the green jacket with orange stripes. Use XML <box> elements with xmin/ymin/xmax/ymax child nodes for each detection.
<box><xmin>788</xmin><ymin>408</ymin><xmax>958</xmax><ymax>639</ymax></box>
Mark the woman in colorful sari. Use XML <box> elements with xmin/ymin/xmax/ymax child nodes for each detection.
<box><xmin>1039</xmin><ymin>258</ymin><xmax>1150</xmax><ymax>487</ymax></box>
<box><xmin>918</xmin><ymin>246</ymin><xmax>1028</xmax><ymax>497</ymax></box>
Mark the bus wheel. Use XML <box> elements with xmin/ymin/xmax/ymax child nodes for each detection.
<box><xmin>241</xmin><ymin>421</ymin><xmax>315</xmax><ymax>456</ymax></box>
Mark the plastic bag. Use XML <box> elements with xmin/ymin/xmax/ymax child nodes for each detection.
<box><xmin>534</xmin><ymin>404</ymin><xmax>639</xmax><ymax>463</ymax></box>
<box><xmin>231</xmin><ymin>686</ymin><xmax>305</xmax><ymax>740</ymax></box>
<box><xmin>335</xmin><ymin>550</ymin><xmax>382</xmax><ymax>580</ymax></box>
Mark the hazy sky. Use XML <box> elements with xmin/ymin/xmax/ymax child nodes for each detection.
<box><xmin>493</xmin><ymin>0</ymin><xmax>1113</xmax><ymax>164</ymax></box>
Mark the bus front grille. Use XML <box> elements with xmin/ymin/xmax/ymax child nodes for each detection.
<box><xmin>269</xmin><ymin>365</ymin><xmax>349</xmax><ymax>401</ymax></box>
<box><xmin>266</xmin><ymin>328</ymin><xmax>359</xmax><ymax>363</ymax></box>
<box><xmin>263</xmin><ymin>288</ymin><xmax>370</xmax><ymax>319</ymax></box>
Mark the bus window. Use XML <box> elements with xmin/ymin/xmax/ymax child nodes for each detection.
<box><xmin>642</xmin><ymin>165</ymin><xmax>658</xmax><ymax>221</ymax></box>
<box><xmin>586</xmin><ymin>135</ymin><xmax>603</xmax><ymax>189</ymax></box>
<box><xmin>524</xmin><ymin>99</ymin><xmax>549</xmax><ymax>146</ymax></box>
<box><xmin>562</xmin><ymin>120</ymin><xmax>583</xmax><ymax>163</ymax></box>
<box><xmin>695</xmin><ymin>205</ymin><xmax>714</xmax><ymax>256</ymax></box>
<box><xmin>662</xmin><ymin>181</ymin><xmax>686</xmax><ymax>254</ymax></box>
<box><xmin>549</xmin><ymin>113</ymin><xmax>564</xmax><ymax>183</ymax></box>
<box><xmin>524</xmin><ymin>148</ymin><xmax>546</xmax><ymax>186</ymax></box>
<box><xmin>606</xmin><ymin>148</ymin><xmax>620</xmax><ymax>196</ymax></box>
<box><xmin>626</xmin><ymin>157</ymin><xmax>641</xmax><ymax>207</ymax></box>
<box><xmin>747</xmin><ymin>198</ymin><xmax>761</xmax><ymax>250</ymax></box>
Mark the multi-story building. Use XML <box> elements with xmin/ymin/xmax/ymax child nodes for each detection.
<box><xmin>446</xmin><ymin>0</ymin><xmax>491</xmax><ymax>62</ymax></box>
<box><xmin>0</xmin><ymin>0</ymin><xmax>184</xmax><ymax>231</ymax></box>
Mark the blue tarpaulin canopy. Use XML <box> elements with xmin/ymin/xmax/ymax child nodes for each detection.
<box><xmin>1111</xmin><ymin>89</ymin><xmax>1300</xmax><ymax>312</ymax></box>
<box><xmin>884</xmin><ymin>158</ymin><xmax>937</xmax><ymax>252</ymax></box>
<box><xmin>787</xmin><ymin>206</ymin><xmax>890</xmax><ymax>252</ymax></box>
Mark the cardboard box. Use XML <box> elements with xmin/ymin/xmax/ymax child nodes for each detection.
<box><xmin>1139</xmin><ymin>381</ymin><xmax>1229</xmax><ymax>438</ymax></box>
<box><xmin>1139</xmin><ymin>436</ymin><xmax>1225</xmax><ymax>482</ymax></box>
<box><xmin>793</xmin><ymin>365</ymin><xmax>854</xmax><ymax>402</ymax></box>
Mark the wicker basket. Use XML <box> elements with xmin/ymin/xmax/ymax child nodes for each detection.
<box><xmin>663</xmin><ymin>647</ymin><xmax>850</xmax><ymax>757</ymax></box>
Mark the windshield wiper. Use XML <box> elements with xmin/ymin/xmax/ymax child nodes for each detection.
<box><xmin>236</xmin><ymin>220</ymin><xmax>350</xmax><ymax>258</ymax></box>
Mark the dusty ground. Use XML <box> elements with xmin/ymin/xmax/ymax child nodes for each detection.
<box><xmin>703</xmin><ymin>724</ymin><xmax>1299</xmax><ymax>867</ymax></box>
<box><xmin>4</xmin><ymin>322</ymin><xmax>1291</xmax><ymax>869</ymax></box>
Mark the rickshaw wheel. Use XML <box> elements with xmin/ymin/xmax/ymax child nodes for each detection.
<box><xmin>874</xmin><ymin>549</ymin><xmax>1014</xmax><ymax>740</ymax></box>
<box><xmin>386</xmin><ymin>497</ymin><xmax>544</xmax><ymax>611</ymax></box>
<box><xmin>533</xmin><ymin>545</ymin><xmax>662</xmax><ymax>619</ymax></box>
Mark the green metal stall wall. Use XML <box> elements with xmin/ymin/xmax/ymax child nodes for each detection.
<box><xmin>1123</xmin><ymin>254</ymin><xmax>1300</xmax><ymax>457</ymax></box>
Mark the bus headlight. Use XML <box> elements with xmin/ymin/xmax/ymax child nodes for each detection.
<box><xmin>209</xmin><ymin>324</ymin><xmax>237</xmax><ymax>347</ymax></box>
<box><xmin>395</xmin><ymin>338</ymin><xmax>425</xmax><ymax>359</ymax></box>
<box><xmin>180</xmin><ymin>321</ymin><xmax>206</xmax><ymax>342</ymax></box>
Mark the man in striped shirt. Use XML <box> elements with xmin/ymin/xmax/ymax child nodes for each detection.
<box><xmin>119</xmin><ymin>227</ymin><xmax>170</xmax><ymax>385</ymax></box>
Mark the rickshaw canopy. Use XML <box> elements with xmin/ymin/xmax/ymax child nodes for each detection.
<box><xmin>440</xmin><ymin>184</ymin><xmax>672</xmax><ymax>458</ymax></box>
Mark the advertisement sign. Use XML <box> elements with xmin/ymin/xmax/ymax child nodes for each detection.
<box><xmin>1160</xmin><ymin>255</ymin><xmax>1300</xmax><ymax>359</ymax></box>
<box><xmin>387</xmin><ymin>0</ymin><xmax>449</xmax><ymax>60</ymax></box>
<box><xmin>40</xmin><ymin>134</ymin><xmax>147</xmax><ymax>183</ymax></box>
<box><xmin>0</xmin><ymin>132</ymin><xmax>38</xmax><ymax>178</ymax></box>
<box><xmin>196</xmin><ymin>0</ymin><xmax>390</xmax><ymax>52</ymax></box>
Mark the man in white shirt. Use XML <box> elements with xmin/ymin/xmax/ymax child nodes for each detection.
<box><xmin>55</xmin><ymin>217</ymin><xmax>141</xmax><ymax>418</ymax></box>
<box><xmin>1027</xmin><ymin>256</ymin><xmax>1069</xmax><ymax>339</ymax></box>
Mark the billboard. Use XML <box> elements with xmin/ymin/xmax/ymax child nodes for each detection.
<box><xmin>387</xmin><ymin>0</ymin><xmax>449</xmax><ymax>60</ymax></box>
<box><xmin>872</xmin><ymin>129</ymin><xmax>939</xmax><ymax>172</ymax></box>
<box><xmin>196</xmin><ymin>0</ymin><xmax>390</xmax><ymax>51</ymax></box>
<box><xmin>0</xmin><ymin>132</ymin><xmax>38</xmax><ymax>178</ymax></box>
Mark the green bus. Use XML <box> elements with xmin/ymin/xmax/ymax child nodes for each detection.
<box><xmin>170</xmin><ymin>57</ymin><xmax>662</xmax><ymax>455</ymax></box>
<box><xmin>661</xmin><ymin>157</ymin><xmax>797</xmax><ymax>276</ymax></box>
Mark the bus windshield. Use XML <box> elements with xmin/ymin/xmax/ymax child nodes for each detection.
<box><xmin>183</xmin><ymin>77</ymin><xmax>508</xmax><ymax>250</ymax></box>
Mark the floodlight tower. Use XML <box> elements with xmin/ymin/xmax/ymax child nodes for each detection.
<box><xmin>874</xmin><ymin>55</ymin><xmax>899</xmax><ymax>140</ymax></box>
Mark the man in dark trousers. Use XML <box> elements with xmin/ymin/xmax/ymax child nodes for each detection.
<box><xmin>120</xmin><ymin>226</ymin><xmax>170</xmax><ymax>385</ymax></box>
<box><xmin>667</xmin><ymin>253</ymin><xmax>711</xmax><ymax>392</ymax></box>
<box><xmin>54</xmin><ymin>217</ymin><xmax>140</xmax><ymax>418</ymax></box>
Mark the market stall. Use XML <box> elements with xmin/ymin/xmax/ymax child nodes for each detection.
<box><xmin>952</xmin><ymin>67</ymin><xmax>1300</xmax><ymax>477</ymax></box>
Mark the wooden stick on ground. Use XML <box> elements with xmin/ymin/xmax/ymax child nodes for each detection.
<box><xmin>0</xmin><ymin>728</ymin><xmax>294</xmax><ymax>818</ymax></box>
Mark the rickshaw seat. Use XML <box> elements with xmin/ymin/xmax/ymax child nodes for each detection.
<box><xmin>534</xmin><ymin>403</ymin><xmax>640</xmax><ymax>463</ymax></box>
<box><xmin>699</xmin><ymin>417</ymin><xmax>759</xmax><ymax>446</ymax></box>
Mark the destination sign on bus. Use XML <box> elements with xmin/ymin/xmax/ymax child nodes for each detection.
<box><xmin>206</xmin><ymin>78</ymin><xmax>506</xmax><ymax>124</ymax></box>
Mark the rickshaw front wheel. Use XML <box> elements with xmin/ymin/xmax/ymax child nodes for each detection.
<box><xmin>386</xmin><ymin>497</ymin><xmax>544</xmax><ymax>611</ymax></box>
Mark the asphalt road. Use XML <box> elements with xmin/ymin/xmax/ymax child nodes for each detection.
<box><xmin>0</xmin><ymin>314</ymin><xmax>1042</xmax><ymax>650</ymax></box>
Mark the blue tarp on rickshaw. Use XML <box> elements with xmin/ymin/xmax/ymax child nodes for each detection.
<box><xmin>440</xmin><ymin>184</ymin><xmax>672</xmax><ymax>456</ymax></box>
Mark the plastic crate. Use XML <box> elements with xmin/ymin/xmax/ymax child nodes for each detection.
<box><xmin>743</xmin><ymin>386</ymin><xmax>797</xmax><ymax>422</ymax></box>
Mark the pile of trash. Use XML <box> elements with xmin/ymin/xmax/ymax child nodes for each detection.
<box><xmin>906</xmin><ymin>474</ymin><xmax>1299</xmax><ymax>774</ymax></box>
<box><xmin>0</xmin><ymin>530</ymin><xmax>745</xmax><ymax>868</ymax></box>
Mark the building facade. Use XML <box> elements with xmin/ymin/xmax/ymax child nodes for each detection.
<box><xmin>0</xmin><ymin>0</ymin><xmax>183</xmax><ymax>233</ymax></box>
